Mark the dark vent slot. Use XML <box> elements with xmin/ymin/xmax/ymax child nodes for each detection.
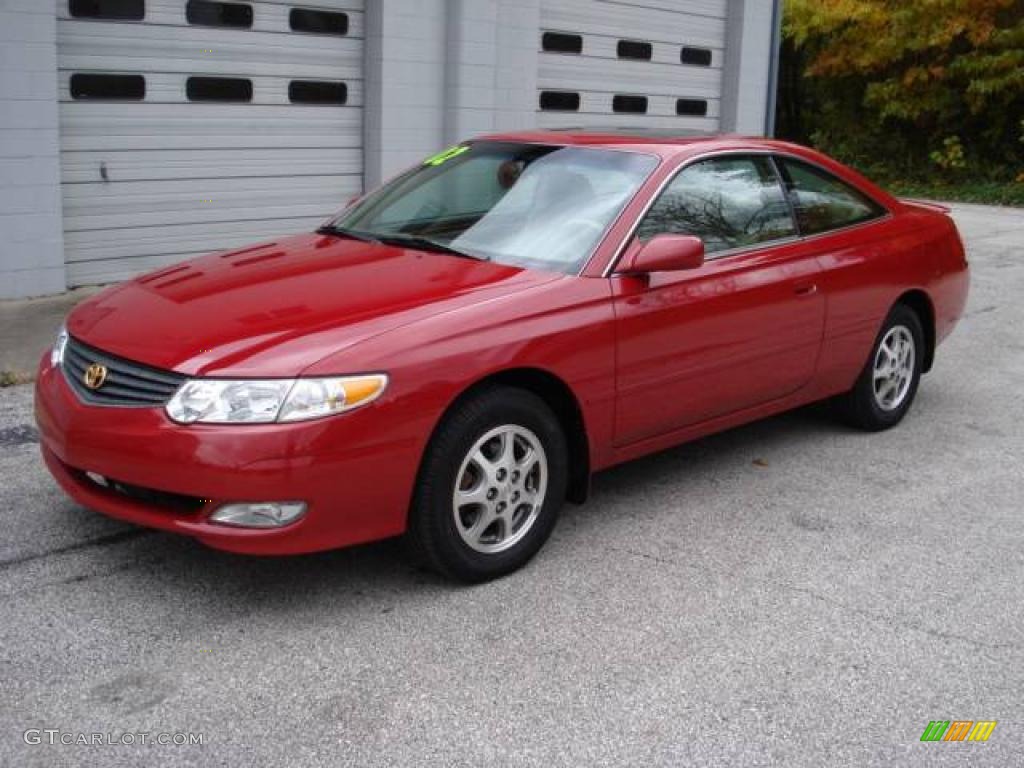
<box><xmin>617</xmin><ymin>40</ymin><xmax>652</xmax><ymax>60</ymax></box>
<box><xmin>613</xmin><ymin>94</ymin><xmax>648</xmax><ymax>114</ymax></box>
<box><xmin>681</xmin><ymin>47</ymin><xmax>713</xmax><ymax>66</ymax></box>
<box><xmin>542</xmin><ymin>32</ymin><xmax>583</xmax><ymax>54</ymax></box>
<box><xmin>79</xmin><ymin>470</ymin><xmax>207</xmax><ymax>514</ymax></box>
<box><xmin>676</xmin><ymin>98</ymin><xmax>708</xmax><ymax>117</ymax></box>
<box><xmin>186</xmin><ymin>0</ymin><xmax>253</xmax><ymax>28</ymax></box>
<box><xmin>289</xmin><ymin>80</ymin><xmax>348</xmax><ymax>105</ymax></box>
<box><xmin>187</xmin><ymin>76</ymin><xmax>252</xmax><ymax>102</ymax></box>
<box><xmin>539</xmin><ymin>91</ymin><xmax>580</xmax><ymax>111</ymax></box>
<box><xmin>70</xmin><ymin>73</ymin><xmax>145</xmax><ymax>100</ymax></box>
<box><xmin>69</xmin><ymin>0</ymin><xmax>145</xmax><ymax>20</ymax></box>
<box><xmin>290</xmin><ymin>8</ymin><xmax>349</xmax><ymax>35</ymax></box>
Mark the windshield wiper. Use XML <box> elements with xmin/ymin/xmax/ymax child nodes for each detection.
<box><xmin>316</xmin><ymin>224</ymin><xmax>380</xmax><ymax>244</ymax></box>
<box><xmin>375</xmin><ymin>234</ymin><xmax>488</xmax><ymax>261</ymax></box>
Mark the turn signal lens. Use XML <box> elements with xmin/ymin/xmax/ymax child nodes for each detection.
<box><xmin>277</xmin><ymin>375</ymin><xmax>388</xmax><ymax>422</ymax></box>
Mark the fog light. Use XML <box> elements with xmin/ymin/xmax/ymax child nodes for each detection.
<box><xmin>209</xmin><ymin>502</ymin><xmax>307</xmax><ymax>529</ymax></box>
<box><xmin>85</xmin><ymin>471</ymin><xmax>109</xmax><ymax>488</ymax></box>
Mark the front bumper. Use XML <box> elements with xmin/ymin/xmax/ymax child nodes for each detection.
<box><xmin>34</xmin><ymin>356</ymin><xmax>422</xmax><ymax>554</ymax></box>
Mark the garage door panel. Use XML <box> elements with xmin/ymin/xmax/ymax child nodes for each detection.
<box><xmin>567</xmin><ymin>34</ymin><xmax>724</xmax><ymax>68</ymax></box>
<box><xmin>64</xmin><ymin>206</ymin><xmax>348</xmax><ymax>236</ymax></box>
<box><xmin>59</xmin><ymin>54</ymin><xmax>364</xmax><ymax>84</ymax></box>
<box><xmin>64</xmin><ymin>173</ymin><xmax>355</xmax><ymax>203</ymax></box>
<box><xmin>539</xmin><ymin>56</ymin><xmax>721</xmax><ymax>98</ymax></box>
<box><xmin>59</xmin><ymin>24</ymin><xmax>363</xmax><ymax>80</ymax></box>
<box><xmin>597</xmin><ymin>0</ymin><xmax>726</xmax><ymax>17</ymax></box>
<box><xmin>542</xmin><ymin>0</ymin><xmax>725</xmax><ymax>48</ymax></box>
<box><xmin>61</xmin><ymin>131</ymin><xmax>361</xmax><ymax>152</ymax></box>
<box><xmin>62</xmin><ymin>148</ymin><xmax>362</xmax><ymax>184</ymax></box>
<box><xmin>64</xmin><ymin>216</ymin><xmax>327</xmax><ymax>263</ymax></box>
<box><xmin>64</xmin><ymin>177</ymin><xmax>354</xmax><ymax>226</ymax></box>
<box><xmin>537</xmin><ymin>111</ymin><xmax>718</xmax><ymax>133</ymax></box>
<box><xmin>59</xmin><ymin>74</ymin><xmax>363</xmax><ymax>107</ymax></box>
<box><xmin>538</xmin><ymin>0</ymin><xmax>724</xmax><ymax>133</ymax></box>
<box><xmin>559</xmin><ymin>91</ymin><xmax>719</xmax><ymax>119</ymax></box>
<box><xmin>57</xmin><ymin>0</ymin><xmax>366</xmax><ymax>37</ymax></box>
<box><xmin>60</xmin><ymin>104</ymin><xmax>363</xmax><ymax>150</ymax></box>
<box><xmin>58</xmin><ymin>0</ymin><xmax>364</xmax><ymax>287</ymax></box>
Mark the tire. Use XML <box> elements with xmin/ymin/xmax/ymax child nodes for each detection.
<box><xmin>407</xmin><ymin>386</ymin><xmax>568</xmax><ymax>583</ymax></box>
<box><xmin>834</xmin><ymin>303</ymin><xmax>925</xmax><ymax>431</ymax></box>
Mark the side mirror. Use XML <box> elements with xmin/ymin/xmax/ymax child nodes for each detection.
<box><xmin>618</xmin><ymin>234</ymin><xmax>705</xmax><ymax>274</ymax></box>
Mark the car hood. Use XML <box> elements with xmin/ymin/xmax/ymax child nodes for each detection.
<box><xmin>67</xmin><ymin>233</ymin><xmax>561</xmax><ymax>377</ymax></box>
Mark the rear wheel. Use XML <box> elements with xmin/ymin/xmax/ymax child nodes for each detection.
<box><xmin>407</xmin><ymin>386</ymin><xmax>568</xmax><ymax>582</ymax></box>
<box><xmin>835</xmin><ymin>303</ymin><xmax>924</xmax><ymax>431</ymax></box>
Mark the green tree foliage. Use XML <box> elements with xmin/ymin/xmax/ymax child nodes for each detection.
<box><xmin>777</xmin><ymin>0</ymin><xmax>1023</xmax><ymax>187</ymax></box>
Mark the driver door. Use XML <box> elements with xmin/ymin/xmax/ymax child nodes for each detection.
<box><xmin>612</xmin><ymin>155</ymin><xmax>825</xmax><ymax>446</ymax></box>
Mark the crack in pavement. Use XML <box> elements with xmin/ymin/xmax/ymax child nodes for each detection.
<box><xmin>0</xmin><ymin>555</ymin><xmax>171</xmax><ymax>601</ymax></box>
<box><xmin>0</xmin><ymin>529</ymin><xmax>156</xmax><ymax>571</ymax></box>
<box><xmin>607</xmin><ymin>544</ymin><xmax>1021</xmax><ymax>656</ymax></box>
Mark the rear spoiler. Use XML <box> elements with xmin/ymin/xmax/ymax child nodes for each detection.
<box><xmin>900</xmin><ymin>198</ymin><xmax>952</xmax><ymax>214</ymax></box>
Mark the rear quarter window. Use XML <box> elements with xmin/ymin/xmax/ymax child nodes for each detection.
<box><xmin>778</xmin><ymin>158</ymin><xmax>886</xmax><ymax>236</ymax></box>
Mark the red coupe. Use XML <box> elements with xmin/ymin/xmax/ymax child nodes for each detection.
<box><xmin>35</xmin><ymin>133</ymin><xmax>969</xmax><ymax>581</ymax></box>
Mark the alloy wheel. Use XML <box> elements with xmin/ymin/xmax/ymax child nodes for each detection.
<box><xmin>872</xmin><ymin>325</ymin><xmax>916</xmax><ymax>412</ymax></box>
<box><xmin>452</xmin><ymin>425</ymin><xmax>548</xmax><ymax>554</ymax></box>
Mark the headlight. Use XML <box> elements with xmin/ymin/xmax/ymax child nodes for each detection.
<box><xmin>51</xmin><ymin>325</ymin><xmax>69</xmax><ymax>366</ymax></box>
<box><xmin>165</xmin><ymin>374</ymin><xmax>387</xmax><ymax>425</ymax></box>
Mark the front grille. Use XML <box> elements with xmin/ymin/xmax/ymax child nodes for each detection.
<box><xmin>62</xmin><ymin>335</ymin><xmax>185</xmax><ymax>407</ymax></box>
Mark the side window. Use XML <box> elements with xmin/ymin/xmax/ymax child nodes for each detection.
<box><xmin>636</xmin><ymin>156</ymin><xmax>795</xmax><ymax>254</ymax></box>
<box><xmin>778</xmin><ymin>158</ymin><xmax>885</xmax><ymax>235</ymax></box>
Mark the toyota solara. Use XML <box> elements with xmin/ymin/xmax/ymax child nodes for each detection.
<box><xmin>35</xmin><ymin>132</ymin><xmax>969</xmax><ymax>581</ymax></box>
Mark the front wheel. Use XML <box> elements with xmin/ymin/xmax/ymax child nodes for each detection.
<box><xmin>407</xmin><ymin>386</ymin><xmax>568</xmax><ymax>582</ymax></box>
<box><xmin>834</xmin><ymin>303</ymin><xmax>925</xmax><ymax>431</ymax></box>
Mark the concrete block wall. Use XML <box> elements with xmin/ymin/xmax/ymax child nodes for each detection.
<box><xmin>0</xmin><ymin>0</ymin><xmax>66</xmax><ymax>299</ymax></box>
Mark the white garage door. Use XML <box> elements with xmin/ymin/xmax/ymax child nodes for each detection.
<box><xmin>538</xmin><ymin>0</ymin><xmax>724</xmax><ymax>133</ymax></box>
<box><xmin>57</xmin><ymin>0</ymin><xmax>364</xmax><ymax>285</ymax></box>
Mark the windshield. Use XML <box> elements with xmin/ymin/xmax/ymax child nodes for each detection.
<box><xmin>327</xmin><ymin>142</ymin><xmax>659</xmax><ymax>273</ymax></box>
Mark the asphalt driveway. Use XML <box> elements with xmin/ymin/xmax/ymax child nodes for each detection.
<box><xmin>1</xmin><ymin>203</ymin><xmax>1021</xmax><ymax>767</ymax></box>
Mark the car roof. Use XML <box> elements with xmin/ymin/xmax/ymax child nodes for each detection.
<box><xmin>477</xmin><ymin>129</ymin><xmax>805</xmax><ymax>158</ymax></box>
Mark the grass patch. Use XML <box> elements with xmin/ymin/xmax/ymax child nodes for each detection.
<box><xmin>880</xmin><ymin>179</ymin><xmax>1024</xmax><ymax>207</ymax></box>
<box><xmin>0</xmin><ymin>370</ymin><xmax>34</xmax><ymax>387</ymax></box>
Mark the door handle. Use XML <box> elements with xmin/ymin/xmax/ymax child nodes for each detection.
<box><xmin>794</xmin><ymin>282</ymin><xmax>818</xmax><ymax>297</ymax></box>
